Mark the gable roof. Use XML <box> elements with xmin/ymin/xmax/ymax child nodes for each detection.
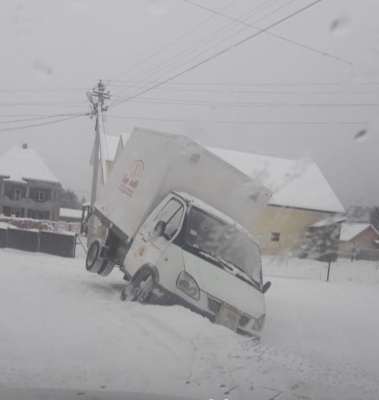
<box><xmin>340</xmin><ymin>223</ymin><xmax>379</xmax><ymax>241</ymax></box>
<box><xmin>0</xmin><ymin>147</ymin><xmax>60</xmax><ymax>184</ymax></box>
<box><xmin>90</xmin><ymin>134</ymin><xmax>132</xmax><ymax>165</ymax></box>
<box><xmin>209</xmin><ymin>148</ymin><xmax>345</xmax><ymax>213</ymax></box>
<box><xmin>310</xmin><ymin>215</ymin><xmax>347</xmax><ymax>228</ymax></box>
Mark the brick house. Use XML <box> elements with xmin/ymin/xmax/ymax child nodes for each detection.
<box><xmin>338</xmin><ymin>223</ymin><xmax>379</xmax><ymax>258</ymax></box>
<box><xmin>0</xmin><ymin>144</ymin><xmax>62</xmax><ymax>221</ymax></box>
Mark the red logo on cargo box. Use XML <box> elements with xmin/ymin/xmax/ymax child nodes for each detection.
<box><xmin>118</xmin><ymin>160</ymin><xmax>144</xmax><ymax>197</ymax></box>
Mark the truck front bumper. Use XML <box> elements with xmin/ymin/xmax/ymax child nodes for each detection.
<box><xmin>151</xmin><ymin>284</ymin><xmax>259</xmax><ymax>338</ymax></box>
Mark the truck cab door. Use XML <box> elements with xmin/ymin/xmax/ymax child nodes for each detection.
<box><xmin>125</xmin><ymin>196</ymin><xmax>185</xmax><ymax>277</ymax></box>
<box><xmin>141</xmin><ymin>196</ymin><xmax>185</xmax><ymax>253</ymax></box>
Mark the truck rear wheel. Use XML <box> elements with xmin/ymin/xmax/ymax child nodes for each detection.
<box><xmin>86</xmin><ymin>241</ymin><xmax>103</xmax><ymax>273</ymax></box>
<box><xmin>120</xmin><ymin>271</ymin><xmax>155</xmax><ymax>303</ymax></box>
<box><xmin>97</xmin><ymin>260</ymin><xmax>114</xmax><ymax>277</ymax></box>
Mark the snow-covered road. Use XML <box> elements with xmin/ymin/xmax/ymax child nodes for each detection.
<box><xmin>0</xmin><ymin>248</ymin><xmax>378</xmax><ymax>400</ymax></box>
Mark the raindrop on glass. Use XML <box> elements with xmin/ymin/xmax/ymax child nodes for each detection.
<box><xmin>330</xmin><ymin>17</ymin><xmax>351</xmax><ymax>38</ymax></box>
<box><xmin>354</xmin><ymin>129</ymin><xmax>369</xmax><ymax>143</ymax></box>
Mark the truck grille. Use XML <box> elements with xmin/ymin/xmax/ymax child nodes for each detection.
<box><xmin>207</xmin><ymin>296</ymin><xmax>251</xmax><ymax>328</ymax></box>
<box><xmin>239</xmin><ymin>315</ymin><xmax>251</xmax><ymax>327</ymax></box>
<box><xmin>208</xmin><ymin>296</ymin><xmax>222</xmax><ymax>314</ymax></box>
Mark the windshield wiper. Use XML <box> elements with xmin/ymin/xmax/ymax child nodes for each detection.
<box><xmin>197</xmin><ymin>250</ymin><xmax>261</xmax><ymax>291</ymax></box>
<box><xmin>216</xmin><ymin>256</ymin><xmax>261</xmax><ymax>291</ymax></box>
<box><xmin>197</xmin><ymin>251</ymin><xmax>234</xmax><ymax>272</ymax></box>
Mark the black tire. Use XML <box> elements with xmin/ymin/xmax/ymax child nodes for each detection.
<box><xmin>120</xmin><ymin>270</ymin><xmax>155</xmax><ymax>303</ymax></box>
<box><xmin>86</xmin><ymin>241</ymin><xmax>102</xmax><ymax>273</ymax></box>
<box><xmin>97</xmin><ymin>260</ymin><xmax>114</xmax><ymax>277</ymax></box>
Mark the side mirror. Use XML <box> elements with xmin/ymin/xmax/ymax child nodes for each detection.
<box><xmin>262</xmin><ymin>281</ymin><xmax>271</xmax><ymax>294</ymax></box>
<box><xmin>154</xmin><ymin>220</ymin><xmax>167</xmax><ymax>237</ymax></box>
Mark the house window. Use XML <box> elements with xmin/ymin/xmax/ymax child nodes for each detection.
<box><xmin>28</xmin><ymin>210</ymin><xmax>36</xmax><ymax>219</ymax></box>
<box><xmin>271</xmin><ymin>232</ymin><xmax>280</xmax><ymax>242</ymax></box>
<box><xmin>11</xmin><ymin>208</ymin><xmax>22</xmax><ymax>218</ymax></box>
<box><xmin>28</xmin><ymin>210</ymin><xmax>49</xmax><ymax>220</ymax></box>
<box><xmin>13</xmin><ymin>188</ymin><xmax>23</xmax><ymax>200</ymax></box>
<box><xmin>34</xmin><ymin>191</ymin><xmax>45</xmax><ymax>202</ymax></box>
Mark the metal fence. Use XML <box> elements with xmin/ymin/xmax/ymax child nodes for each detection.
<box><xmin>0</xmin><ymin>226</ymin><xmax>76</xmax><ymax>257</ymax></box>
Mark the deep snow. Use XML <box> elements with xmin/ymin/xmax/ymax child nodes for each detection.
<box><xmin>0</xmin><ymin>248</ymin><xmax>379</xmax><ymax>400</ymax></box>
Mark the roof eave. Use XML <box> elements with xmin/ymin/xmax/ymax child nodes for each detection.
<box><xmin>268</xmin><ymin>201</ymin><xmax>345</xmax><ymax>214</ymax></box>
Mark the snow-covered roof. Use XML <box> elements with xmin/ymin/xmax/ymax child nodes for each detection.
<box><xmin>310</xmin><ymin>215</ymin><xmax>346</xmax><ymax>228</ymax></box>
<box><xmin>120</xmin><ymin>133</ymin><xmax>131</xmax><ymax>147</ymax></box>
<box><xmin>90</xmin><ymin>134</ymin><xmax>131</xmax><ymax>165</ymax></box>
<box><xmin>209</xmin><ymin>148</ymin><xmax>345</xmax><ymax>213</ymax></box>
<box><xmin>340</xmin><ymin>223</ymin><xmax>379</xmax><ymax>241</ymax></box>
<box><xmin>59</xmin><ymin>208</ymin><xmax>82</xmax><ymax>220</ymax></box>
<box><xmin>103</xmin><ymin>135</ymin><xmax>121</xmax><ymax>162</ymax></box>
<box><xmin>0</xmin><ymin>147</ymin><xmax>60</xmax><ymax>184</ymax></box>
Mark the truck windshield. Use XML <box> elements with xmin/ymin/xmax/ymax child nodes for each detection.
<box><xmin>185</xmin><ymin>207</ymin><xmax>262</xmax><ymax>286</ymax></box>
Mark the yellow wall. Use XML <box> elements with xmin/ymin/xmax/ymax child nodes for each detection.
<box><xmin>255</xmin><ymin>205</ymin><xmax>332</xmax><ymax>255</ymax></box>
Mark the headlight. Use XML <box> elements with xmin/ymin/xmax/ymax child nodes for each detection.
<box><xmin>176</xmin><ymin>271</ymin><xmax>200</xmax><ymax>300</ymax></box>
<box><xmin>252</xmin><ymin>314</ymin><xmax>266</xmax><ymax>331</ymax></box>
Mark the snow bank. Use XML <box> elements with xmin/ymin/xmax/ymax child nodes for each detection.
<box><xmin>0</xmin><ymin>249</ymin><xmax>378</xmax><ymax>400</ymax></box>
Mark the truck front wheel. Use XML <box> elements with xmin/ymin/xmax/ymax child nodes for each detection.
<box><xmin>120</xmin><ymin>270</ymin><xmax>155</xmax><ymax>303</ymax></box>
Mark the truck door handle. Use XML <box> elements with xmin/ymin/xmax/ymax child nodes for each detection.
<box><xmin>141</xmin><ymin>237</ymin><xmax>147</xmax><ymax>243</ymax></box>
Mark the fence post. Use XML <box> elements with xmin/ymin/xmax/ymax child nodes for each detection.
<box><xmin>326</xmin><ymin>253</ymin><xmax>332</xmax><ymax>282</ymax></box>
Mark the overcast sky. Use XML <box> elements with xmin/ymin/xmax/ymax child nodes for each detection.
<box><xmin>1</xmin><ymin>0</ymin><xmax>378</xmax><ymax>207</ymax></box>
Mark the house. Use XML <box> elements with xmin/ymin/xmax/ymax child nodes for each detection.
<box><xmin>94</xmin><ymin>133</ymin><xmax>345</xmax><ymax>257</ymax></box>
<box><xmin>338</xmin><ymin>223</ymin><xmax>379</xmax><ymax>259</ymax></box>
<box><xmin>0</xmin><ymin>144</ymin><xmax>62</xmax><ymax>221</ymax></box>
<box><xmin>209</xmin><ymin>148</ymin><xmax>345</xmax><ymax>256</ymax></box>
<box><xmin>90</xmin><ymin>133</ymin><xmax>130</xmax><ymax>186</ymax></box>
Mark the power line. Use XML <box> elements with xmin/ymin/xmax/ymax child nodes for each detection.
<box><xmin>0</xmin><ymin>101</ymin><xmax>88</xmax><ymax>108</ymax></box>
<box><xmin>0</xmin><ymin>113</ymin><xmax>89</xmax><ymax>118</ymax></box>
<box><xmin>110</xmin><ymin>0</ymin><xmax>330</xmax><ymax>109</ymax></box>
<box><xmin>111</xmin><ymin>86</ymin><xmax>378</xmax><ymax>95</ymax></box>
<box><xmin>107</xmin><ymin>0</ymin><xmax>240</xmax><ymax>88</ymax></box>
<box><xmin>180</xmin><ymin>0</ymin><xmax>352</xmax><ymax>66</ymax></box>
<box><xmin>0</xmin><ymin>113</ymin><xmax>88</xmax><ymax>133</ymax></box>
<box><xmin>107</xmin><ymin>114</ymin><xmax>365</xmax><ymax>125</ymax></box>
<box><xmin>114</xmin><ymin>0</ymin><xmax>340</xmax><ymax>104</ymax></box>
<box><xmin>107</xmin><ymin>80</ymin><xmax>379</xmax><ymax>87</ymax></box>
<box><xmin>0</xmin><ymin>87</ymin><xmax>88</xmax><ymax>93</ymax></box>
<box><xmin>118</xmin><ymin>96</ymin><xmax>379</xmax><ymax>108</ymax></box>
<box><xmin>0</xmin><ymin>113</ymin><xmax>87</xmax><ymax>125</ymax></box>
<box><xmin>111</xmin><ymin>0</ymin><xmax>283</xmax><ymax>100</ymax></box>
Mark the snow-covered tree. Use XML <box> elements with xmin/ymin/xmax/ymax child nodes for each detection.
<box><xmin>370</xmin><ymin>207</ymin><xmax>379</xmax><ymax>230</ymax></box>
<box><xmin>60</xmin><ymin>189</ymin><xmax>81</xmax><ymax>209</ymax></box>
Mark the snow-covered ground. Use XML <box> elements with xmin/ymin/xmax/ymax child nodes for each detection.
<box><xmin>0</xmin><ymin>248</ymin><xmax>379</xmax><ymax>400</ymax></box>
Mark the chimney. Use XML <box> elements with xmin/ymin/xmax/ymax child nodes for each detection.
<box><xmin>22</xmin><ymin>143</ymin><xmax>28</xmax><ymax>149</ymax></box>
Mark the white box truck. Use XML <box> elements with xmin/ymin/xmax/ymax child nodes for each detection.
<box><xmin>86</xmin><ymin>128</ymin><xmax>272</xmax><ymax>336</ymax></box>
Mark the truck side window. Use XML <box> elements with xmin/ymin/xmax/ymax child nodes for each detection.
<box><xmin>164</xmin><ymin>207</ymin><xmax>184</xmax><ymax>240</ymax></box>
<box><xmin>152</xmin><ymin>199</ymin><xmax>184</xmax><ymax>240</ymax></box>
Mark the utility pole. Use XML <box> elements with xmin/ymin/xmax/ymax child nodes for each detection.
<box><xmin>87</xmin><ymin>80</ymin><xmax>110</xmax><ymax>206</ymax></box>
